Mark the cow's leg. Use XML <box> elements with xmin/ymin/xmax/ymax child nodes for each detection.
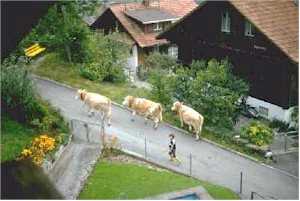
<box><xmin>107</xmin><ymin>112</ymin><xmax>112</xmax><ymax>127</ymax></box>
<box><xmin>180</xmin><ymin>116</ymin><xmax>184</xmax><ymax>127</ymax></box>
<box><xmin>144</xmin><ymin>117</ymin><xmax>148</xmax><ymax>125</ymax></box>
<box><xmin>131</xmin><ymin>111</ymin><xmax>136</xmax><ymax>122</ymax></box>
<box><xmin>153</xmin><ymin>118</ymin><xmax>159</xmax><ymax>129</ymax></box>
<box><xmin>188</xmin><ymin>125</ymin><xmax>192</xmax><ymax>131</ymax></box>
<box><xmin>88</xmin><ymin>107</ymin><xmax>93</xmax><ymax>117</ymax></box>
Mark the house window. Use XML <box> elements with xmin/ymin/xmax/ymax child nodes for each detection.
<box><xmin>221</xmin><ymin>11</ymin><xmax>230</xmax><ymax>33</ymax></box>
<box><xmin>153</xmin><ymin>23</ymin><xmax>162</xmax><ymax>32</ymax></box>
<box><xmin>168</xmin><ymin>45</ymin><xmax>178</xmax><ymax>59</ymax></box>
<box><xmin>259</xmin><ymin>106</ymin><xmax>269</xmax><ymax>118</ymax></box>
<box><xmin>245</xmin><ymin>20</ymin><xmax>254</xmax><ymax>37</ymax></box>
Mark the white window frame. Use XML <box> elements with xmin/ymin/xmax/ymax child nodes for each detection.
<box><xmin>245</xmin><ymin>20</ymin><xmax>254</xmax><ymax>37</ymax></box>
<box><xmin>168</xmin><ymin>45</ymin><xmax>178</xmax><ymax>59</ymax></box>
<box><xmin>221</xmin><ymin>11</ymin><xmax>231</xmax><ymax>33</ymax></box>
<box><xmin>153</xmin><ymin>23</ymin><xmax>162</xmax><ymax>32</ymax></box>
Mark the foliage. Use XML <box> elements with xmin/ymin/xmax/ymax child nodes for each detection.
<box><xmin>79</xmin><ymin>159</ymin><xmax>239</xmax><ymax>200</ymax></box>
<box><xmin>149</xmin><ymin>58</ymin><xmax>249</xmax><ymax>129</ymax></box>
<box><xmin>1</xmin><ymin>116</ymin><xmax>36</xmax><ymax>162</ymax></box>
<box><xmin>101</xmin><ymin>135</ymin><xmax>122</xmax><ymax>157</ymax></box>
<box><xmin>290</xmin><ymin>106</ymin><xmax>298</xmax><ymax>130</ymax></box>
<box><xmin>18</xmin><ymin>1</ymin><xmax>100</xmax><ymax>63</ymax></box>
<box><xmin>1</xmin><ymin>63</ymin><xmax>45</xmax><ymax>123</ymax></box>
<box><xmin>148</xmin><ymin>69</ymin><xmax>175</xmax><ymax>107</ymax></box>
<box><xmin>19</xmin><ymin>135</ymin><xmax>56</xmax><ymax>166</ymax></box>
<box><xmin>241</xmin><ymin>121</ymin><xmax>273</xmax><ymax>146</ymax></box>
<box><xmin>138</xmin><ymin>51</ymin><xmax>179</xmax><ymax>80</ymax></box>
<box><xmin>79</xmin><ymin>32</ymin><xmax>129</xmax><ymax>83</ymax></box>
<box><xmin>269</xmin><ymin>118</ymin><xmax>290</xmax><ymax>132</ymax></box>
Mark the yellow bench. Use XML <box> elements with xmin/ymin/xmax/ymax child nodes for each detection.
<box><xmin>24</xmin><ymin>43</ymin><xmax>46</xmax><ymax>58</ymax></box>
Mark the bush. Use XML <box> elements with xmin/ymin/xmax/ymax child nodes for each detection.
<box><xmin>241</xmin><ymin>121</ymin><xmax>273</xmax><ymax>146</ymax></box>
<box><xmin>79</xmin><ymin>32</ymin><xmax>129</xmax><ymax>83</ymax></box>
<box><xmin>1</xmin><ymin>64</ymin><xmax>46</xmax><ymax>123</ymax></box>
<box><xmin>139</xmin><ymin>52</ymin><xmax>179</xmax><ymax>80</ymax></box>
<box><xmin>290</xmin><ymin>106</ymin><xmax>298</xmax><ymax>130</ymax></box>
<box><xmin>176</xmin><ymin>59</ymin><xmax>249</xmax><ymax>129</ymax></box>
<box><xmin>148</xmin><ymin>69</ymin><xmax>174</xmax><ymax>107</ymax></box>
<box><xmin>269</xmin><ymin>119</ymin><xmax>290</xmax><ymax>132</ymax></box>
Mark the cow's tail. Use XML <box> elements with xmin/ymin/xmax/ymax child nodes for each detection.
<box><xmin>158</xmin><ymin>104</ymin><xmax>163</xmax><ymax>122</ymax></box>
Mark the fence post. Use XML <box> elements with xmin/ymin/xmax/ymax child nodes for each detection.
<box><xmin>284</xmin><ymin>134</ymin><xmax>287</xmax><ymax>152</ymax></box>
<box><xmin>189</xmin><ymin>153</ymin><xmax>192</xmax><ymax>176</ymax></box>
<box><xmin>144</xmin><ymin>136</ymin><xmax>147</xmax><ymax>159</ymax></box>
<box><xmin>250</xmin><ymin>192</ymin><xmax>254</xmax><ymax>200</ymax></box>
<box><xmin>70</xmin><ymin>119</ymin><xmax>74</xmax><ymax>132</ymax></box>
<box><xmin>240</xmin><ymin>171</ymin><xmax>243</xmax><ymax>194</ymax></box>
<box><xmin>84</xmin><ymin>123</ymin><xmax>90</xmax><ymax>142</ymax></box>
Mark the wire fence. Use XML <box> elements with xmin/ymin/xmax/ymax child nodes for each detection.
<box><xmin>271</xmin><ymin>131</ymin><xmax>298</xmax><ymax>154</ymax></box>
<box><xmin>69</xmin><ymin>118</ymin><xmax>281</xmax><ymax>200</ymax></box>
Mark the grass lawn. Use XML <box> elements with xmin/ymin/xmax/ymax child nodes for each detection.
<box><xmin>31</xmin><ymin>53</ymin><xmax>149</xmax><ymax>104</ymax></box>
<box><xmin>79</xmin><ymin>160</ymin><xmax>239</xmax><ymax>200</ymax></box>
<box><xmin>30</xmin><ymin>53</ymin><xmax>266</xmax><ymax>162</ymax></box>
<box><xmin>1</xmin><ymin>116</ymin><xmax>37</xmax><ymax>162</ymax></box>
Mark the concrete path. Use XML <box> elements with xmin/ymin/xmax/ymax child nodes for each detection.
<box><xmin>33</xmin><ymin>77</ymin><xmax>299</xmax><ymax>200</ymax></box>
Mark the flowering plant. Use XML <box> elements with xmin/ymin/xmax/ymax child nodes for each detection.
<box><xmin>241</xmin><ymin>121</ymin><xmax>273</xmax><ymax>146</ymax></box>
<box><xmin>19</xmin><ymin>134</ymin><xmax>56</xmax><ymax>165</ymax></box>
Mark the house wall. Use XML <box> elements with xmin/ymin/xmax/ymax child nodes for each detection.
<box><xmin>161</xmin><ymin>1</ymin><xmax>298</xmax><ymax>116</ymax></box>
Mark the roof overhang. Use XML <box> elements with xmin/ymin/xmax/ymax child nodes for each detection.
<box><xmin>125</xmin><ymin>8</ymin><xmax>179</xmax><ymax>24</ymax></box>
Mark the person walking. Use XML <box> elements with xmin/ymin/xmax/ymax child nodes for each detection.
<box><xmin>168</xmin><ymin>134</ymin><xmax>177</xmax><ymax>161</ymax></box>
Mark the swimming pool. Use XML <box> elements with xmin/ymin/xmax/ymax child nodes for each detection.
<box><xmin>172</xmin><ymin>193</ymin><xmax>200</xmax><ymax>200</ymax></box>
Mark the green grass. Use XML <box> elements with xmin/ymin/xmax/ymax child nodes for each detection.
<box><xmin>79</xmin><ymin>160</ymin><xmax>239</xmax><ymax>200</ymax></box>
<box><xmin>30</xmin><ymin>53</ymin><xmax>266</xmax><ymax>162</ymax></box>
<box><xmin>31</xmin><ymin>53</ymin><xmax>149</xmax><ymax>104</ymax></box>
<box><xmin>1</xmin><ymin>116</ymin><xmax>37</xmax><ymax>162</ymax></box>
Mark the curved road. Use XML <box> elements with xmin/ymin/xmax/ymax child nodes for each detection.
<box><xmin>33</xmin><ymin>77</ymin><xmax>298</xmax><ymax>199</ymax></box>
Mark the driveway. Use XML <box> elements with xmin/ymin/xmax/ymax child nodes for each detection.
<box><xmin>33</xmin><ymin>77</ymin><xmax>298</xmax><ymax>200</ymax></box>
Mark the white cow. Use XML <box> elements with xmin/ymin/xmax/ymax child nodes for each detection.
<box><xmin>122</xmin><ymin>96</ymin><xmax>163</xmax><ymax>129</ymax></box>
<box><xmin>75</xmin><ymin>89</ymin><xmax>112</xmax><ymax>126</ymax></box>
<box><xmin>171</xmin><ymin>101</ymin><xmax>204</xmax><ymax>140</ymax></box>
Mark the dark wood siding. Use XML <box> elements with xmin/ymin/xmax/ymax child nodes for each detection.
<box><xmin>162</xmin><ymin>1</ymin><xmax>298</xmax><ymax>108</ymax></box>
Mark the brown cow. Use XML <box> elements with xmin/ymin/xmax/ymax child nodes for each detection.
<box><xmin>75</xmin><ymin>89</ymin><xmax>112</xmax><ymax>126</ymax></box>
<box><xmin>122</xmin><ymin>96</ymin><xmax>163</xmax><ymax>129</ymax></box>
<box><xmin>171</xmin><ymin>101</ymin><xmax>204</xmax><ymax>140</ymax></box>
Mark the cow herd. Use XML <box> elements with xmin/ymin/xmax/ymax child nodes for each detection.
<box><xmin>75</xmin><ymin>89</ymin><xmax>204</xmax><ymax>140</ymax></box>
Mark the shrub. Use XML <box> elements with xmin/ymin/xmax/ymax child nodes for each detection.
<box><xmin>269</xmin><ymin>119</ymin><xmax>290</xmax><ymax>132</ymax></box>
<box><xmin>19</xmin><ymin>135</ymin><xmax>56</xmax><ymax>166</ymax></box>
<box><xmin>79</xmin><ymin>32</ymin><xmax>129</xmax><ymax>83</ymax></box>
<box><xmin>241</xmin><ymin>121</ymin><xmax>273</xmax><ymax>146</ymax></box>
<box><xmin>139</xmin><ymin>52</ymin><xmax>179</xmax><ymax>80</ymax></box>
<box><xmin>148</xmin><ymin>69</ymin><xmax>175</xmax><ymax>107</ymax></box>
<box><xmin>1</xmin><ymin>64</ymin><xmax>46</xmax><ymax>123</ymax></box>
<box><xmin>290</xmin><ymin>106</ymin><xmax>298</xmax><ymax>130</ymax></box>
<box><xmin>182</xmin><ymin>59</ymin><xmax>249</xmax><ymax>129</ymax></box>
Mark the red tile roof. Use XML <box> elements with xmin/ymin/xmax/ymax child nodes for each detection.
<box><xmin>159</xmin><ymin>0</ymin><xmax>299</xmax><ymax>62</ymax></box>
<box><xmin>230</xmin><ymin>0</ymin><xmax>298</xmax><ymax>62</ymax></box>
<box><xmin>109</xmin><ymin>0</ymin><xmax>197</xmax><ymax>47</ymax></box>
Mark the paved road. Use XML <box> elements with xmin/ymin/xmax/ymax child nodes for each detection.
<box><xmin>33</xmin><ymin>77</ymin><xmax>299</xmax><ymax>200</ymax></box>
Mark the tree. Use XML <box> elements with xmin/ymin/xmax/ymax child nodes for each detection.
<box><xmin>18</xmin><ymin>1</ymin><xmax>101</xmax><ymax>63</ymax></box>
<box><xmin>189</xmin><ymin>59</ymin><xmax>249</xmax><ymax>129</ymax></box>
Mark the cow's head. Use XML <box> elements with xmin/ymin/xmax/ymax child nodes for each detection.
<box><xmin>75</xmin><ymin>89</ymin><xmax>87</xmax><ymax>101</ymax></box>
<box><xmin>171</xmin><ymin>101</ymin><xmax>182</xmax><ymax>112</ymax></box>
<box><xmin>122</xmin><ymin>96</ymin><xmax>134</xmax><ymax>108</ymax></box>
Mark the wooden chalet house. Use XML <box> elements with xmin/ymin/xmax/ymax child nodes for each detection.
<box><xmin>158</xmin><ymin>0</ymin><xmax>299</xmax><ymax>122</ymax></box>
<box><xmin>89</xmin><ymin>0</ymin><xmax>197</xmax><ymax>79</ymax></box>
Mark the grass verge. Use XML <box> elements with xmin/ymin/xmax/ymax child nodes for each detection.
<box><xmin>1</xmin><ymin>116</ymin><xmax>36</xmax><ymax>162</ymax></box>
<box><xmin>79</xmin><ymin>158</ymin><xmax>239</xmax><ymax>199</ymax></box>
